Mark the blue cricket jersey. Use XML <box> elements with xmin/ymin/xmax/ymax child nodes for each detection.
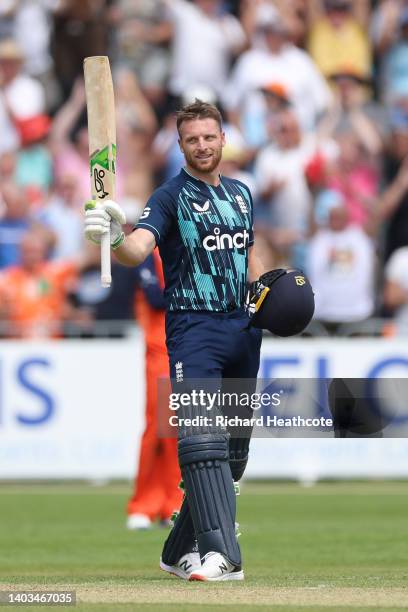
<box><xmin>135</xmin><ymin>168</ymin><xmax>254</xmax><ymax>312</ymax></box>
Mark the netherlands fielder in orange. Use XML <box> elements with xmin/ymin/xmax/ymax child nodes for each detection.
<box><xmin>127</xmin><ymin>249</ymin><xmax>183</xmax><ymax>529</ymax></box>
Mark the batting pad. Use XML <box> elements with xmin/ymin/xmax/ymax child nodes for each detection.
<box><xmin>178</xmin><ymin>434</ymin><xmax>241</xmax><ymax>567</ymax></box>
<box><xmin>161</xmin><ymin>496</ymin><xmax>196</xmax><ymax>565</ymax></box>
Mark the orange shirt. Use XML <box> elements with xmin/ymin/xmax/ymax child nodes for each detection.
<box><xmin>0</xmin><ymin>261</ymin><xmax>77</xmax><ymax>338</ymax></box>
<box><xmin>134</xmin><ymin>250</ymin><xmax>166</xmax><ymax>354</ymax></box>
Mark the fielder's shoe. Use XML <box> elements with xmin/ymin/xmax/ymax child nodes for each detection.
<box><xmin>189</xmin><ymin>552</ymin><xmax>244</xmax><ymax>582</ymax></box>
<box><xmin>126</xmin><ymin>513</ymin><xmax>152</xmax><ymax>530</ymax></box>
<box><xmin>160</xmin><ymin>551</ymin><xmax>201</xmax><ymax>580</ymax></box>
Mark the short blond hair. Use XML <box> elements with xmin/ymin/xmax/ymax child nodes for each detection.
<box><xmin>176</xmin><ymin>99</ymin><xmax>222</xmax><ymax>135</ymax></box>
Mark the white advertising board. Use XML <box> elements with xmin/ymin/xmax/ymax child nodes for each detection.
<box><xmin>0</xmin><ymin>334</ymin><xmax>145</xmax><ymax>479</ymax></box>
<box><xmin>1</xmin><ymin>335</ymin><xmax>408</xmax><ymax>479</ymax></box>
<box><xmin>246</xmin><ymin>338</ymin><xmax>408</xmax><ymax>480</ymax></box>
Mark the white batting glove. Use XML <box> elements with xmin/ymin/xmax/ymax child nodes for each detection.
<box><xmin>84</xmin><ymin>199</ymin><xmax>126</xmax><ymax>250</ymax></box>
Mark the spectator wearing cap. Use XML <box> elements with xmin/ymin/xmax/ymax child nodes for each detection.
<box><xmin>308</xmin><ymin>0</ymin><xmax>372</xmax><ymax>82</ymax></box>
<box><xmin>224</xmin><ymin>3</ymin><xmax>331</xmax><ymax>133</ymax></box>
<box><xmin>0</xmin><ymin>38</ymin><xmax>48</xmax><ymax>154</ymax></box>
<box><xmin>0</xmin><ymin>39</ymin><xmax>47</xmax><ymax>122</ymax></box>
<box><xmin>165</xmin><ymin>0</ymin><xmax>247</xmax><ymax>99</ymax></box>
<box><xmin>318</xmin><ymin>66</ymin><xmax>384</xmax><ymax>157</ymax></box>
<box><xmin>377</xmin><ymin>107</ymin><xmax>408</xmax><ymax>260</ymax></box>
<box><xmin>240</xmin><ymin>80</ymin><xmax>292</xmax><ymax>150</ymax></box>
<box><xmin>307</xmin><ymin>190</ymin><xmax>376</xmax><ymax>333</ymax></box>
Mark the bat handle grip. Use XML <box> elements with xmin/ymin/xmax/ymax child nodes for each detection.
<box><xmin>101</xmin><ymin>231</ymin><xmax>112</xmax><ymax>288</ymax></box>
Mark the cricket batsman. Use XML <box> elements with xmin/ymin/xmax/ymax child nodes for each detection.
<box><xmin>84</xmin><ymin>100</ymin><xmax>314</xmax><ymax>581</ymax></box>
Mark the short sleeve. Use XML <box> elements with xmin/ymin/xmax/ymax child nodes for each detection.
<box><xmin>135</xmin><ymin>189</ymin><xmax>176</xmax><ymax>245</ymax></box>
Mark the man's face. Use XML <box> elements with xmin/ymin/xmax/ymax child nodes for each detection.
<box><xmin>178</xmin><ymin>118</ymin><xmax>225</xmax><ymax>174</ymax></box>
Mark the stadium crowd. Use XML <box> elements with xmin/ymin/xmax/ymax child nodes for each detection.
<box><xmin>1</xmin><ymin>0</ymin><xmax>408</xmax><ymax>338</ymax></box>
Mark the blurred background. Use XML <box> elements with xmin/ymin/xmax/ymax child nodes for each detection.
<box><xmin>2</xmin><ymin>0</ymin><xmax>408</xmax><ymax>483</ymax></box>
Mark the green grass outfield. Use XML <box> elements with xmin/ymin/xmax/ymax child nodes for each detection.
<box><xmin>1</xmin><ymin>481</ymin><xmax>408</xmax><ymax>610</ymax></box>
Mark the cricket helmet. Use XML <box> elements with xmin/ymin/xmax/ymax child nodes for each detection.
<box><xmin>251</xmin><ymin>269</ymin><xmax>315</xmax><ymax>336</ymax></box>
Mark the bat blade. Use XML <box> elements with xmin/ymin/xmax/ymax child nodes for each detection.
<box><xmin>83</xmin><ymin>55</ymin><xmax>116</xmax><ymax>288</ymax></box>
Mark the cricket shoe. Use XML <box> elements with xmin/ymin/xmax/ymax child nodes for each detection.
<box><xmin>126</xmin><ymin>513</ymin><xmax>152</xmax><ymax>530</ymax></box>
<box><xmin>189</xmin><ymin>552</ymin><xmax>244</xmax><ymax>582</ymax></box>
<box><xmin>160</xmin><ymin>551</ymin><xmax>201</xmax><ymax>580</ymax></box>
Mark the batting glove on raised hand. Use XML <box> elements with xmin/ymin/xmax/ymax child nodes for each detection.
<box><xmin>84</xmin><ymin>199</ymin><xmax>126</xmax><ymax>250</ymax></box>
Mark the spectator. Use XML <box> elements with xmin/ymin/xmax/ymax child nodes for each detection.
<box><xmin>325</xmin><ymin>132</ymin><xmax>379</xmax><ymax>230</ymax></box>
<box><xmin>51</xmin><ymin>0</ymin><xmax>110</xmax><ymax>102</ymax></box>
<box><xmin>273</xmin><ymin>0</ymin><xmax>310</xmax><ymax>47</ymax></box>
<box><xmin>0</xmin><ymin>95</ymin><xmax>19</xmax><ymax>157</ymax></box>
<box><xmin>220</xmin><ymin>144</ymin><xmax>257</xmax><ymax>198</ymax></box>
<box><xmin>0</xmin><ymin>181</ymin><xmax>52</xmax><ymax>270</ymax></box>
<box><xmin>35</xmin><ymin>173</ymin><xmax>84</xmax><ymax>262</ymax></box>
<box><xmin>166</xmin><ymin>0</ymin><xmax>247</xmax><ymax>99</ymax></box>
<box><xmin>371</xmin><ymin>0</ymin><xmax>408</xmax><ymax>56</ymax></box>
<box><xmin>0</xmin><ymin>38</ymin><xmax>48</xmax><ymax>149</ymax></box>
<box><xmin>225</xmin><ymin>3</ymin><xmax>331</xmax><ymax>133</ymax></box>
<box><xmin>253</xmin><ymin>108</ymin><xmax>316</xmax><ymax>268</ymax></box>
<box><xmin>318</xmin><ymin>66</ymin><xmax>384</xmax><ymax>157</ymax></box>
<box><xmin>0</xmin><ymin>38</ymin><xmax>46</xmax><ymax>119</ymax></box>
<box><xmin>48</xmin><ymin>78</ymin><xmax>96</xmax><ymax>208</ymax></box>
<box><xmin>308</xmin><ymin>0</ymin><xmax>372</xmax><ymax>82</ymax></box>
<box><xmin>0</xmin><ymin>1</ymin><xmax>17</xmax><ymax>39</ymax></box>
<box><xmin>114</xmin><ymin>68</ymin><xmax>157</xmax><ymax>207</ymax></box>
<box><xmin>379</xmin><ymin>7</ymin><xmax>408</xmax><ymax>106</ymax></box>
<box><xmin>64</xmin><ymin>209</ymin><xmax>142</xmax><ymax>338</ymax></box>
<box><xmin>15</xmin><ymin>114</ymin><xmax>52</xmax><ymax>205</ymax></box>
<box><xmin>378</xmin><ymin>107</ymin><xmax>408</xmax><ymax>260</ymax></box>
<box><xmin>110</xmin><ymin>0</ymin><xmax>172</xmax><ymax>110</ymax></box>
<box><xmin>241</xmin><ymin>80</ymin><xmax>293</xmax><ymax>151</ymax></box>
<box><xmin>307</xmin><ymin>192</ymin><xmax>376</xmax><ymax>332</ymax></box>
<box><xmin>12</xmin><ymin>1</ymin><xmax>53</xmax><ymax>78</ymax></box>
<box><xmin>0</xmin><ymin>229</ymin><xmax>76</xmax><ymax>338</ymax></box>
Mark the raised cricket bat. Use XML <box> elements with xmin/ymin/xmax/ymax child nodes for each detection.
<box><xmin>83</xmin><ymin>56</ymin><xmax>116</xmax><ymax>288</ymax></box>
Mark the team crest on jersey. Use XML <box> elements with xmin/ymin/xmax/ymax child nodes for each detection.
<box><xmin>235</xmin><ymin>195</ymin><xmax>248</xmax><ymax>214</ymax></box>
<box><xmin>295</xmin><ymin>275</ymin><xmax>306</xmax><ymax>286</ymax></box>
<box><xmin>192</xmin><ymin>200</ymin><xmax>210</xmax><ymax>213</ymax></box>
<box><xmin>175</xmin><ymin>361</ymin><xmax>184</xmax><ymax>382</ymax></box>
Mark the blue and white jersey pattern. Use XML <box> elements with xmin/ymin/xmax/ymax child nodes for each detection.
<box><xmin>136</xmin><ymin>169</ymin><xmax>254</xmax><ymax>312</ymax></box>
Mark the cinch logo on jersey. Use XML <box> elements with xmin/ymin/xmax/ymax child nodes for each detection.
<box><xmin>202</xmin><ymin>227</ymin><xmax>250</xmax><ymax>251</ymax></box>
